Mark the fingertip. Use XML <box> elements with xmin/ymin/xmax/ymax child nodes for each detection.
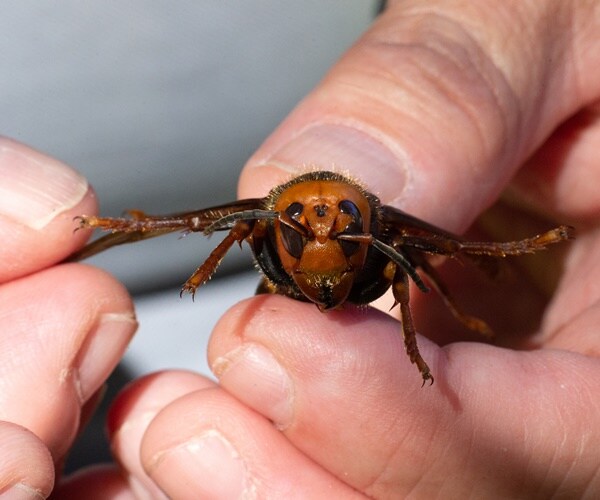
<box><xmin>0</xmin><ymin>137</ymin><xmax>98</xmax><ymax>281</ymax></box>
<box><xmin>140</xmin><ymin>388</ymin><xmax>354</xmax><ymax>499</ymax></box>
<box><xmin>0</xmin><ymin>421</ymin><xmax>54</xmax><ymax>499</ymax></box>
<box><xmin>238</xmin><ymin>124</ymin><xmax>409</xmax><ymax>204</ymax></box>
<box><xmin>142</xmin><ymin>406</ymin><xmax>250</xmax><ymax>500</ymax></box>
<box><xmin>0</xmin><ymin>137</ymin><xmax>89</xmax><ymax>230</ymax></box>
<box><xmin>107</xmin><ymin>371</ymin><xmax>214</xmax><ymax>498</ymax></box>
<box><xmin>205</xmin><ymin>295</ymin><xmax>452</xmax><ymax>493</ymax></box>
<box><xmin>107</xmin><ymin>370</ymin><xmax>214</xmax><ymax>438</ymax></box>
<box><xmin>207</xmin><ymin>295</ymin><xmax>439</xmax><ymax>427</ymax></box>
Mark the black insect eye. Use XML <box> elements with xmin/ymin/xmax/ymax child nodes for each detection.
<box><xmin>281</xmin><ymin>202</ymin><xmax>305</xmax><ymax>259</ymax></box>
<box><xmin>280</xmin><ymin>224</ymin><xmax>305</xmax><ymax>259</ymax></box>
<box><xmin>338</xmin><ymin>200</ymin><xmax>363</xmax><ymax>232</ymax></box>
<box><xmin>338</xmin><ymin>200</ymin><xmax>363</xmax><ymax>257</ymax></box>
<box><xmin>286</xmin><ymin>202</ymin><xmax>303</xmax><ymax>219</ymax></box>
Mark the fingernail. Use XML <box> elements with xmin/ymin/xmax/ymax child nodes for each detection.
<box><xmin>0</xmin><ymin>483</ymin><xmax>46</xmax><ymax>499</ymax></box>
<box><xmin>257</xmin><ymin>123</ymin><xmax>409</xmax><ymax>203</ymax></box>
<box><xmin>75</xmin><ymin>312</ymin><xmax>138</xmax><ymax>402</ymax></box>
<box><xmin>147</xmin><ymin>430</ymin><xmax>248</xmax><ymax>499</ymax></box>
<box><xmin>212</xmin><ymin>343</ymin><xmax>294</xmax><ymax>429</ymax></box>
<box><xmin>0</xmin><ymin>139</ymin><xmax>88</xmax><ymax>229</ymax></box>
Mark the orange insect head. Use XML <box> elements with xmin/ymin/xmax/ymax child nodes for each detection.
<box><xmin>270</xmin><ymin>178</ymin><xmax>372</xmax><ymax>310</ymax></box>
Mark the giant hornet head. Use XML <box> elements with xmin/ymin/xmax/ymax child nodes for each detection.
<box><xmin>264</xmin><ymin>171</ymin><xmax>376</xmax><ymax>311</ymax></box>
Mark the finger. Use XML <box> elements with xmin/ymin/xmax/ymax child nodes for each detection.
<box><xmin>139</xmin><ymin>387</ymin><xmax>362</xmax><ymax>499</ymax></box>
<box><xmin>107</xmin><ymin>370</ymin><xmax>215</xmax><ymax>499</ymax></box>
<box><xmin>55</xmin><ymin>464</ymin><xmax>133</xmax><ymax>500</ymax></box>
<box><xmin>0</xmin><ymin>137</ymin><xmax>95</xmax><ymax>283</ymax></box>
<box><xmin>539</xmin><ymin>223</ymin><xmax>600</xmax><ymax>354</ymax></box>
<box><xmin>0</xmin><ymin>263</ymin><xmax>136</xmax><ymax>460</ymax></box>
<box><xmin>509</xmin><ymin>109</ymin><xmax>600</xmax><ymax>352</ymax></box>
<box><xmin>0</xmin><ymin>421</ymin><xmax>54</xmax><ymax>498</ymax></box>
<box><xmin>208</xmin><ymin>295</ymin><xmax>430</xmax><ymax>495</ymax></box>
<box><xmin>207</xmin><ymin>295</ymin><xmax>600</xmax><ymax>497</ymax></box>
<box><xmin>238</xmin><ymin>2</ymin><xmax>600</xmax><ymax>230</ymax></box>
<box><xmin>404</xmin><ymin>200</ymin><xmax>574</xmax><ymax>348</ymax></box>
<box><xmin>513</xmin><ymin>99</ymin><xmax>600</xmax><ymax>221</ymax></box>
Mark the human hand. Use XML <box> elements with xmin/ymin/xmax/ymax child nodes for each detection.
<box><xmin>107</xmin><ymin>2</ymin><xmax>599</xmax><ymax>498</ymax></box>
<box><xmin>0</xmin><ymin>138</ymin><xmax>137</xmax><ymax>497</ymax></box>
<box><xmin>5</xmin><ymin>1</ymin><xmax>600</xmax><ymax>498</ymax></box>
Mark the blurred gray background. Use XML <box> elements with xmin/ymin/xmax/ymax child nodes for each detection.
<box><xmin>2</xmin><ymin>1</ymin><xmax>380</xmax><ymax>291</ymax></box>
<box><xmin>1</xmin><ymin>1</ymin><xmax>381</xmax><ymax>471</ymax></box>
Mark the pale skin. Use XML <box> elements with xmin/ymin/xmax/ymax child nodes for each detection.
<box><xmin>1</xmin><ymin>1</ymin><xmax>600</xmax><ymax>497</ymax></box>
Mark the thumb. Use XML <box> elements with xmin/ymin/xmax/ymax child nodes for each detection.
<box><xmin>239</xmin><ymin>1</ymin><xmax>599</xmax><ymax>231</ymax></box>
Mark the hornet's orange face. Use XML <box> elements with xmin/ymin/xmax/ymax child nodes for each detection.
<box><xmin>270</xmin><ymin>179</ymin><xmax>371</xmax><ymax>310</ymax></box>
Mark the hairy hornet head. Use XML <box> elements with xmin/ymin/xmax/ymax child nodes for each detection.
<box><xmin>266</xmin><ymin>171</ymin><xmax>378</xmax><ymax>310</ymax></box>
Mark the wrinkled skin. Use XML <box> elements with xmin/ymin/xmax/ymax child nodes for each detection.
<box><xmin>1</xmin><ymin>1</ymin><xmax>600</xmax><ymax>498</ymax></box>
